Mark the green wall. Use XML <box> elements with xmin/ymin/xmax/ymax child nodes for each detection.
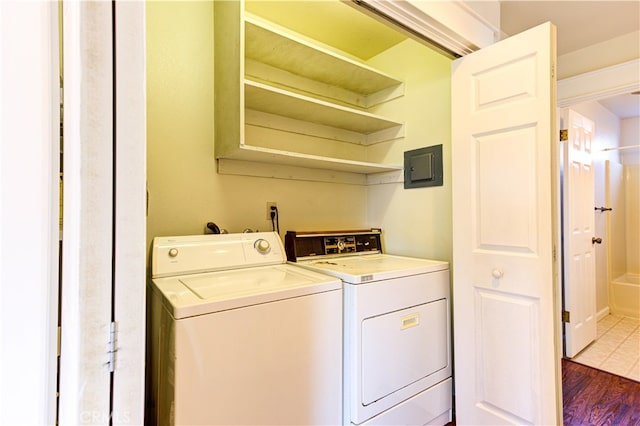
<box><xmin>367</xmin><ymin>39</ymin><xmax>453</xmax><ymax>262</ymax></box>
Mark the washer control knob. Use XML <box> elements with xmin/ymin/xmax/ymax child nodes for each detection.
<box><xmin>254</xmin><ymin>239</ymin><xmax>271</xmax><ymax>254</ymax></box>
<box><xmin>168</xmin><ymin>248</ymin><xmax>179</xmax><ymax>258</ymax></box>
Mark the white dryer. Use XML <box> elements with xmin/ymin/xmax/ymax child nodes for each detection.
<box><xmin>286</xmin><ymin>229</ymin><xmax>452</xmax><ymax>426</ymax></box>
<box><xmin>148</xmin><ymin>232</ymin><xmax>342</xmax><ymax>426</ymax></box>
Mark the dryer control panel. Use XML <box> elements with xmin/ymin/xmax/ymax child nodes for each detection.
<box><xmin>285</xmin><ymin>229</ymin><xmax>382</xmax><ymax>261</ymax></box>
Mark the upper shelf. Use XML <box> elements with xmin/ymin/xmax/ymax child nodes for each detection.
<box><xmin>244</xmin><ymin>14</ymin><xmax>403</xmax><ymax>99</ymax></box>
<box><xmin>244</xmin><ymin>79</ymin><xmax>404</xmax><ymax>139</ymax></box>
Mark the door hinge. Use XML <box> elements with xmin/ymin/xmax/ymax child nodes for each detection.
<box><xmin>562</xmin><ymin>310</ymin><xmax>570</xmax><ymax>323</ymax></box>
<box><xmin>559</xmin><ymin>129</ymin><xmax>568</xmax><ymax>142</ymax></box>
<box><xmin>552</xmin><ymin>244</ymin><xmax>557</xmax><ymax>262</ymax></box>
<box><xmin>108</xmin><ymin>321</ymin><xmax>118</xmax><ymax>373</ymax></box>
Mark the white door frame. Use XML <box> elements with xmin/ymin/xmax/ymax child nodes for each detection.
<box><xmin>60</xmin><ymin>1</ymin><xmax>146</xmax><ymax>424</ymax></box>
<box><xmin>59</xmin><ymin>2</ymin><xmax>114</xmax><ymax>422</ymax></box>
<box><xmin>557</xmin><ymin>59</ymin><xmax>640</xmax><ymax>107</ymax></box>
<box><xmin>111</xmin><ymin>3</ymin><xmax>147</xmax><ymax>424</ymax></box>
<box><xmin>556</xmin><ymin>60</ymin><xmax>639</xmax><ymax>355</ymax></box>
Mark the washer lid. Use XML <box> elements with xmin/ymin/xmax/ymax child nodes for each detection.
<box><xmin>152</xmin><ymin>264</ymin><xmax>341</xmax><ymax>319</ymax></box>
<box><xmin>299</xmin><ymin>254</ymin><xmax>448</xmax><ymax>284</ymax></box>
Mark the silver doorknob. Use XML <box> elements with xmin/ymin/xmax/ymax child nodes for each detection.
<box><xmin>592</xmin><ymin>237</ymin><xmax>602</xmax><ymax>244</ymax></box>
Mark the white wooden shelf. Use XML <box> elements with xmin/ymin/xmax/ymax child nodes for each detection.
<box><xmin>244</xmin><ymin>14</ymin><xmax>403</xmax><ymax>107</ymax></box>
<box><xmin>221</xmin><ymin>145</ymin><xmax>402</xmax><ymax>175</ymax></box>
<box><xmin>213</xmin><ymin>2</ymin><xmax>405</xmax><ymax>183</ymax></box>
<box><xmin>245</xmin><ymin>79</ymin><xmax>404</xmax><ymax>143</ymax></box>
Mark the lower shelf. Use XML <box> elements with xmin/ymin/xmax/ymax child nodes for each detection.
<box><xmin>219</xmin><ymin>143</ymin><xmax>400</xmax><ymax>171</ymax></box>
<box><xmin>217</xmin><ymin>145</ymin><xmax>403</xmax><ymax>185</ymax></box>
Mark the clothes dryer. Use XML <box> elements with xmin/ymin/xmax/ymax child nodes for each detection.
<box><xmin>286</xmin><ymin>229</ymin><xmax>452</xmax><ymax>426</ymax></box>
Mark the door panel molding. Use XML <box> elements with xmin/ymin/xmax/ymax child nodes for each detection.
<box><xmin>475</xmin><ymin>289</ymin><xmax>539</xmax><ymax>424</ymax></box>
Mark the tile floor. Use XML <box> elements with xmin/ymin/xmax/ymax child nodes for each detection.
<box><xmin>573</xmin><ymin>314</ymin><xmax>640</xmax><ymax>381</ymax></box>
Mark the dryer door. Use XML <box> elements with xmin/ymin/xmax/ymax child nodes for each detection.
<box><xmin>361</xmin><ymin>299</ymin><xmax>449</xmax><ymax>405</ymax></box>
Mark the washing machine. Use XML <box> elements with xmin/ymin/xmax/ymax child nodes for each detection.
<box><xmin>148</xmin><ymin>232</ymin><xmax>342</xmax><ymax>426</ymax></box>
<box><xmin>286</xmin><ymin>229</ymin><xmax>452</xmax><ymax>426</ymax></box>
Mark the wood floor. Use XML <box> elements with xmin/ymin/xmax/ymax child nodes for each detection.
<box><xmin>563</xmin><ymin>358</ymin><xmax>640</xmax><ymax>425</ymax></box>
<box><xmin>445</xmin><ymin>359</ymin><xmax>640</xmax><ymax>425</ymax></box>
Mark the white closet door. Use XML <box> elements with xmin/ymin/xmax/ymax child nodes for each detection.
<box><xmin>112</xmin><ymin>2</ymin><xmax>147</xmax><ymax>424</ymax></box>
<box><xmin>452</xmin><ymin>22</ymin><xmax>561</xmax><ymax>425</ymax></box>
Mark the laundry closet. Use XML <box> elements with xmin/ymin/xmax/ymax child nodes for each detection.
<box><xmin>146</xmin><ymin>2</ymin><xmax>457</xmax><ymax>424</ymax></box>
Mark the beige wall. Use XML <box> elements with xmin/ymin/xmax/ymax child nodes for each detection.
<box><xmin>146</xmin><ymin>1</ymin><xmax>453</xmax><ymax>266</ymax></box>
<box><xmin>557</xmin><ymin>30</ymin><xmax>640</xmax><ymax>80</ymax></box>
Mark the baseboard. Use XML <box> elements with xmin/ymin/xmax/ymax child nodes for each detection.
<box><xmin>596</xmin><ymin>306</ymin><xmax>610</xmax><ymax>321</ymax></box>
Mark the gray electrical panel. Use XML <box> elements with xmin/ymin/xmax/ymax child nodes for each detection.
<box><xmin>404</xmin><ymin>145</ymin><xmax>443</xmax><ymax>189</ymax></box>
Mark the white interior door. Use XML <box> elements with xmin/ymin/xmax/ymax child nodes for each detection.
<box><xmin>452</xmin><ymin>22</ymin><xmax>561</xmax><ymax>425</ymax></box>
<box><xmin>0</xmin><ymin>2</ymin><xmax>60</xmax><ymax>423</ymax></box>
<box><xmin>562</xmin><ymin>109</ymin><xmax>596</xmax><ymax>358</ymax></box>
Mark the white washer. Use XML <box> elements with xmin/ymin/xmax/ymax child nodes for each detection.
<box><xmin>286</xmin><ymin>230</ymin><xmax>452</xmax><ymax>426</ymax></box>
<box><xmin>148</xmin><ymin>232</ymin><xmax>343</xmax><ymax>426</ymax></box>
